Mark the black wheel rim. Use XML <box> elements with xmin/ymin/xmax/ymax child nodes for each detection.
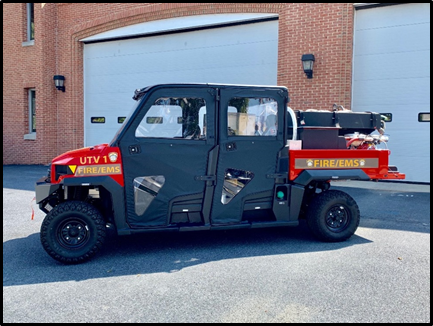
<box><xmin>56</xmin><ymin>217</ymin><xmax>90</xmax><ymax>249</ymax></box>
<box><xmin>325</xmin><ymin>205</ymin><xmax>349</xmax><ymax>232</ymax></box>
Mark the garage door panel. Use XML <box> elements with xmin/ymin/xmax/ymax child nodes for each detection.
<box><xmin>387</xmin><ymin>120</ymin><xmax>430</xmax><ymax>138</ymax></box>
<box><xmin>127</xmin><ymin>64</ymin><xmax>275</xmax><ymax>85</ymax></box>
<box><xmin>85</xmin><ymin>106</ymin><xmax>130</xmax><ymax>118</ymax></box>
<box><xmin>85</xmin><ymin>23</ymin><xmax>278</xmax><ymax>85</ymax></box>
<box><xmin>389</xmin><ymin>153</ymin><xmax>430</xmax><ymax>183</ymax></box>
<box><xmin>84</xmin><ymin>96</ymin><xmax>135</xmax><ymax>131</ymax></box>
<box><xmin>352</xmin><ymin>78</ymin><xmax>430</xmax><ymax>106</ymax></box>
<box><xmin>385</xmin><ymin>107</ymin><xmax>430</xmax><ymax>127</ymax></box>
<box><xmin>385</xmin><ymin>120</ymin><xmax>430</xmax><ymax>183</ymax></box>
<box><xmin>84</xmin><ymin>22</ymin><xmax>277</xmax><ymax>63</ymax></box>
<box><xmin>353</xmin><ymin>50</ymin><xmax>430</xmax><ymax>81</ymax></box>
<box><xmin>85</xmin><ymin>80</ymin><xmax>134</xmax><ymax>97</ymax></box>
<box><xmin>387</xmin><ymin>146</ymin><xmax>430</xmax><ymax>183</ymax></box>
<box><xmin>352</xmin><ymin>103</ymin><xmax>430</xmax><ymax>135</ymax></box>
<box><xmin>355</xmin><ymin>3</ymin><xmax>430</xmax><ymax>29</ymax></box>
<box><xmin>104</xmin><ymin>21</ymin><xmax>278</xmax><ymax>55</ymax></box>
<box><xmin>85</xmin><ymin>93</ymin><xmax>133</xmax><ymax>108</ymax></box>
<box><xmin>355</xmin><ymin>22</ymin><xmax>430</xmax><ymax>55</ymax></box>
<box><xmin>86</xmin><ymin>127</ymin><xmax>121</xmax><ymax>144</ymax></box>
<box><xmin>119</xmin><ymin>40</ymin><xmax>277</xmax><ymax>75</ymax></box>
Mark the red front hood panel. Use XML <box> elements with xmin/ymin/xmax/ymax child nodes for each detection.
<box><xmin>51</xmin><ymin>144</ymin><xmax>124</xmax><ymax>186</ymax></box>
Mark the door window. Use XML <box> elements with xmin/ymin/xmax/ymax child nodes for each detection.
<box><xmin>135</xmin><ymin>97</ymin><xmax>207</xmax><ymax>140</ymax></box>
<box><xmin>134</xmin><ymin>176</ymin><xmax>165</xmax><ymax>216</ymax></box>
<box><xmin>227</xmin><ymin>97</ymin><xmax>278</xmax><ymax>136</ymax></box>
<box><xmin>221</xmin><ymin>168</ymin><xmax>254</xmax><ymax>204</ymax></box>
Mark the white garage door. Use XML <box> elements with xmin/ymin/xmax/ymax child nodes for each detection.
<box><xmin>352</xmin><ymin>3</ymin><xmax>430</xmax><ymax>183</ymax></box>
<box><xmin>82</xmin><ymin>14</ymin><xmax>279</xmax><ymax>147</ymax></box>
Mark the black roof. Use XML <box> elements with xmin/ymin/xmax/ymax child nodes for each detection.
<box><xmin>132</xmin><ymin>83</ymin><xmax>288</xmax><ymax>100</ymax></box>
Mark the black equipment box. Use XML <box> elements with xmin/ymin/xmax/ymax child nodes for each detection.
<box><xmin>294</xmin><ymin>110</ymin><xmax>381</xmax><ymax>135</ymax></box>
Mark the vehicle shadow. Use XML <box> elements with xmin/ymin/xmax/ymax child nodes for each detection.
<box><xmin>3</xmin><ymin>221</ymin><xmax>371</xmax><ymax>287</ymax></box>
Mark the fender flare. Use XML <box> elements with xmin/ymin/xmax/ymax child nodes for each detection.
<box><xmin>37</xmin><ymin>176</ymin><xmax>129</xmax><ymax>234</ymax></box>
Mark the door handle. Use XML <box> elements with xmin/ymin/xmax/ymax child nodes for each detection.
<box><xmin>225</xmin><ymin>142</ymin><xmax>237</xmax><ymax>151</ymax></box>
<box><xmin>129</xmin><ymin>145</ymin><xmax>141</xmax><ymax>154</ymax></box>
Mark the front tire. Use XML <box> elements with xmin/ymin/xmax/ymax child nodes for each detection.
<box><xmin>306</xmin><ymin>190</ymin><xmax>360</xmax><ymax>242</ymax></box>
<box><xmin>40</xmin><ymin>201</ymin><xmax>106</xmax><ymax>264</ymax></box>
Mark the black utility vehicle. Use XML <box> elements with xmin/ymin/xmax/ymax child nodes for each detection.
<box><xmin>35</xmin><ymin>83</ymin><xmax>404</xmax><ymax>264</ymax></box>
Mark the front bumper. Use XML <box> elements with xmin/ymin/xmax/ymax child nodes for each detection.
<box><xmin>35</xmin><ymin>177</ymin><xmax>60</xmax><ymax>204</ymax></box>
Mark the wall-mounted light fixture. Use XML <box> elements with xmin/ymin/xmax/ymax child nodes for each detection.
<box><xmin>301</xmin><ymin>54</ymin><xmax>315</xmax><ymax>79</ymax></box>
<box><xmin>53</xmin><ymin>75</ymin><xmax>65</xmax><ymax>92</ymax></box>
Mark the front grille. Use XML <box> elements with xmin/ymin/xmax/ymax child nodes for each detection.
<box><xmin>46</xmin><ymin>164</ymin><xmax>51</xmax><ymax>182</ymax></box>
<box><xmin>55</xmin><ymin>165</ymin><xmax>68</xmax><ymax>181</ymax></box>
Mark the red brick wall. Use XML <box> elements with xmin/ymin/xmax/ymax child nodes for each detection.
<box><xmin>3</xmin><ymin>3</ymin><xmax>354</xmax><ymax>164</ymax></box>
<box><xmin>279</xmin><ymin>3</ymin><xmax>354</xmax><ymax>111</ymax></box>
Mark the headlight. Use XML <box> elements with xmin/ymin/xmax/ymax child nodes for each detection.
<box><xmin>54</xmin><ymin>165</ymin><xmax>73</xmax><ymax>181</ymax></box>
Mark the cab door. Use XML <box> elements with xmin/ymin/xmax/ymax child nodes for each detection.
<box><xmin>211</xmin><ymin>86</ymin><xmax>288</xmax><ymax>224</ymax></box>
<box><xmin>118</xmin><ymin>85</ymin><xmax>216</xmax><ymax>228</ymax></box>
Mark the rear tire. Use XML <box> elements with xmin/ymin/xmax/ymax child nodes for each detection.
<box><xmin>306</xmin><ymin>190</ymin><xmax>360</xmax><ymax>242</ymax></box>
<box><xmin>40</xmin><ymin>201</ymin><xmax>106</xmax><ymax>264</ymax></box>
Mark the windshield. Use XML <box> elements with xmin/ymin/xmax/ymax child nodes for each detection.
<box><xmin>109</xmin><ymin>99</ymin><xmax>142</xmax><ymax>146</ymax></box>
